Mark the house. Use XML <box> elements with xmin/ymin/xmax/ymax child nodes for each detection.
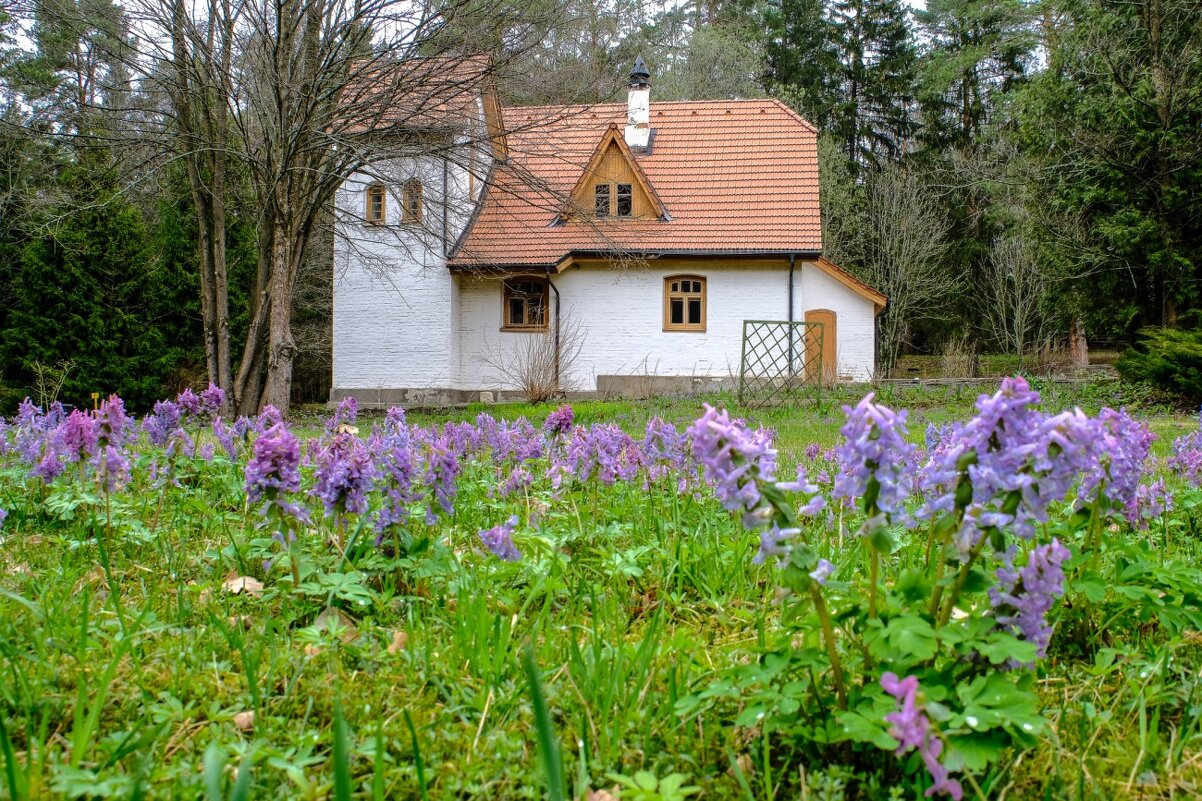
<box><xmin>331</xmin><ymin>58</ymin><xmax>886</xmax><ymax>406</ymax></box>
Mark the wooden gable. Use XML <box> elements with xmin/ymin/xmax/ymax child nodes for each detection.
<box><xmin>560</xmin><ymin>125</ymin><xmax>667</xmax><ymax>222</ymax></box>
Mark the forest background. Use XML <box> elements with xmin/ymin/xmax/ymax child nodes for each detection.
<box><xmin>0</xmin><ymin>0</ymin><xmax>1198</xmax><ymax>413</ymax></box>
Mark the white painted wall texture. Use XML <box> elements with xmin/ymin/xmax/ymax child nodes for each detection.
<box><xmin>797</xmin><ymin>263</ymin><xmax>877</xmax><ymax>381</ymax></box>
<box><xmin>332</xmin><ymin>155</ymin><xmax>475</xmax><ymax>392</ymax></box>
<box><xmin>452</xmin><ymin>261</ymin><xmax>876</xmax><ymax>392</ymax></box>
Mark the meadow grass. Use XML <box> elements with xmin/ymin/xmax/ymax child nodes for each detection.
<box><xmin>0</xmin><ymin>380</ymin><xmax>1199</xmax><ymax>799</ymax></box>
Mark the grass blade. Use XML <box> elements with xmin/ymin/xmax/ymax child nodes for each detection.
<box><xmin>203</xmin><ymin>743</ymin><xmax>224</xmax><ymax>801</ymax></box>
<box><xmin>333</xmin><ymin>703</ymin><xmax>352</xmax><ymax>801</ymax></box>
<box><xmin>523</xmin><ymin>648</ymin><xmax>565</xmax><ymax>801</ymax></box>
<box><xmin>0</xmin><ymin>715</ymin><xmax>21</xmax><ymax>801</ymax></box>
<box><xmin>373</xmin><ymin>724</ymin><xmax>386</xmax><ymax>801</ymax></box>
<box><xmin>230</xmin><ymin>750</ymin><xmax>256</xmax><ymax>801</ymax></box>
<box><xmin>403</xmin><ymin>710</ymin><xmax>429</xmax><ymax>801</ymax></box>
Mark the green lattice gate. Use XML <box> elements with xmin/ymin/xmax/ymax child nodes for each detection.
<box><xmin>737</xmin><ymin>320</ymin><xmax>826</xmax><ymax>407</ymax></box>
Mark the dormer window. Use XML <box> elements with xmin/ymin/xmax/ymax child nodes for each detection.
<box><xmin>402</xmin><ymin>178</ymin><xmax>423</xmax><ymax>224</ymax></box>
<box><xmin>594</xmin><ymin>184</ymin><xmax>610</xmax><ymax>217</ymax></box>
<box><xmin>365</xmin><ymin>183</ymin><xmax>386</xmax><ymax>224</ymax></box>
<box><xmin>616</xmin><ymin>184</ymin><xmax>632</xmax><ymax>216</ymax></box>
<box><xmin>593</xmin><ymin>183</ymin><xmax>634</xmax><ymax>218</ymax></box>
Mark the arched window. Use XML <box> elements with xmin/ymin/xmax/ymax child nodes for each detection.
<box><xmin>402</xmin><ymin>178</ymin><xmax>423</xmax><ymax>224</ymax></box>
<box><xmin>663</xmin><ymin>275</ymin><xmax>706</xmax><ymax>332</ymax></box>
<box><xmin>365</xmin><ymin>183</ymin><xmax>386</xmax><ymax>224</ymax></box>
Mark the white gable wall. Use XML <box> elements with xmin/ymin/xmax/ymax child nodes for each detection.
<box><xmin>333</xmin><ymin>153</ymin><xmax>477</xmax><ymax>393</ymax></box>
<box><xmin>798</xmin><ymin>261</ymin><xmax>877</xmax><ymax>381</ymax></box>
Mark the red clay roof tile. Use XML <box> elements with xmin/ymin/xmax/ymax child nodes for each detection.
<box><xmin>447</xmin><ymin>99</ymin><xmax>823</xmax><ymax>268</ymax></box>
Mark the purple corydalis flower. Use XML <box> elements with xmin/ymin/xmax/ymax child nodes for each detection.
<box><xmin>312</xmin><ymin>432</ymin><xmax>376</xmax><ymax>517</ymax></box>
<box><xmin>689</xmin><ymin>405</ymin><xmax>777</xmax><ymax>527</ymax></box>
<box><xmin>200</xmin><ymin>384</ymin><xmax>226</xmax><ymax>415</ymax></box>
<box><xmin>990</xmin><ymin>538</ymin><xmax>1071</xmax><ymax>661</ymax></box>
<box><xmin>245</xmin><ymin>423</ymin><xmax>302</xmax><ymax>503</ymax></box>
<box><xmin>424</xmin><ymin>437</ymin><xmax>461</xmax><ymax>519</ymax></box>
<box><xmin>834</xmin><ymin>394</ymin><xmax>915</xmax><ymax>524</ymax></box>
<box><xmin>881</xmin><ymin>673</ymin><xmax>963</xmax><ymax>800</ymax></box>
<box><xmin>809</xmin><ymin>558</ymin><xmax>835</xmax><ymax>585</ymax></box>
<box><xmin>96</xmin><ymin>395</ymin><xmax>129</xmax><ymax>448</ymax></box>
<box><xmin>177</xmin><ymin>388</ymin><xmax>201</xmax><ymax>418</ymax></box>
<box><xmin>213</xmin><ymin>417</ymin><xmax>237</xmax><ymax>460</ymax></box>
<box><xmin>144</xmin><ymin>400</ymin><xmax>182</xmax><ymax>447</ymax></box>
<box><xmin>326</xmin><ymin>396</ymin><xmax>358</xmax><ymax>434</ymax></box>
<box><xmin>544</xmin><ymin>405</ymin><xmax>575</xmax><ymax>436</ymax></box>
<box><xmin>479</xmin><ymin>515</ymin><xmax>521</xmax><ymax>562</ymax></box>
<box><xmin>59</xmin><ymin>410</ymin><xmax>98</xmax><ymax>462</ymax></box>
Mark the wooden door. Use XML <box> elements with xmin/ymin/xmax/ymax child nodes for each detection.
<box><xmin>804</xmin><ymin>309</ymin><xmax>837</xmax><ymax>385</ymax></box>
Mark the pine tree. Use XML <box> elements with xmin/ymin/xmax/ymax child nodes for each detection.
<box><xmin>827</xmin><ymin>0</ymin><xmax>917</xmax><ymax>170</ymax></box>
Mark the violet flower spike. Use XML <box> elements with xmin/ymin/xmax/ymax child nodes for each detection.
<box><xmin>479</xmin><ymin>515</ymin><xmax>521</xmax><ymax>562</ymax></box>
<box><xmin>881</xmin><ymin>672</ymin><xmax>963</xmax><ymax>800</ymax></box>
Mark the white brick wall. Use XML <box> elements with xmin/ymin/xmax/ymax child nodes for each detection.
<box><xmin>798</xmin><ymin>263</ymin><xmax>877</xmax><ymax>381</ymax></box>
<box><xmin>452</xmin><ymin>261</ymin><xmax>876</xmax><ymax>391</ymax></box>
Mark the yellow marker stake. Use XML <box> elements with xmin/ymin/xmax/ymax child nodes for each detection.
<box><xmin>91</xmin><ymin>392</ymin><xmax>100</xmax><ymax>412</ymax></box>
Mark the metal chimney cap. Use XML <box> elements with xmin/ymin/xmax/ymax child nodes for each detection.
<box><xmin>629</xmin><ymin>55</ymin><xmax>650</xmax><ymax>87</ymax></box>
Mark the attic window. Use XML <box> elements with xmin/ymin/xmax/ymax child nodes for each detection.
<box><xmin>594</xmin><ymin>183</ymin><xmax>634</xmax><ymax>218</ymax></box>
<box><xmin>664</xmin><ymin>275</ymin><xmax>706</xmax><ymax>332</ymax></box>
<box><xmin>365</xmin><ymin>183</ymin><xmax>386</xmax><ymax>224</ymax></box>
<box><xmin>594</xmin><ymin>184</ymin><xmax>610</xmax><ymax>217</ymax></box>
<box><xmin>502</xmin><ymin>277</ymin><xmax>548</xmax><ymax>331</ymax></box>
<box><xmin>616</xmin><ymin>184</ymin><xmax>632</xmax><ymax>217</ymax></box>
<box><xmin>402</xmin><ymin>178</ymin><xmax>423</xmax><ymax>224</ymax></box>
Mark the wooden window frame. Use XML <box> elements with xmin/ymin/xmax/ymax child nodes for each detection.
<box><xmin>365</xmin><ymin>183</ymin><xmax>387</xmax><ymax>225</ymax></box>
<box><xmin>615</xmin><ymin>183</ymin><xmax>633</xmax><ymax>217</ymax></box>
<box><xmin>593</xmin><ymin>182</ymin><xmax>635</xmax><ymax>218</ymax></box>
<box><xmin>663</xmin><ymin>275</ymin><xmax>706</xmax><ymax>332</ymax></box>
<box><xmin>501</xmin><ymin>276</ymin><xmax>549</xmax><ymax>332</ymax></box>
<box><xmin>402</xmin><ymin>178</ymin><xmax>423</xmax><ymax>224</ymax></box>
<box><xmin>594</xmin><ymin>183</ymin><xmax>610</xmax><ymax>217</ymax></box>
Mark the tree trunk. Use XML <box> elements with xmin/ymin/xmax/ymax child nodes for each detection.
<box><xmin>262</xmin><ymin>220</ymin><xmax>297</xmax><ymax>413</ymax></box>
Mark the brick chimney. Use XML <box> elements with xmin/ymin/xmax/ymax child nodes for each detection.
<box><xmin>625</xmin><ymin>56</ymin><xmax>651</xmax><ymax>149</ymax></box>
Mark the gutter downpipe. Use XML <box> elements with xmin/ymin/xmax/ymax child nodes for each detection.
<box><xmin>441</xmin><ymin>159</ymin><xmax>450</xmax><ymax>256</ymax></box>
<box><xmin>787</xmin><ymin>254</ymin><xmax>796</xmax><ymax>375</ymax></box>
<box><xmin>547</xmin><ymin>266</ymin><xmax>561</xmax><ymax>392</ymax></box>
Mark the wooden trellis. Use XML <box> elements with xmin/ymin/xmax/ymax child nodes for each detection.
<box><xmin>737</xmin><ymin>320</ymin><xmax>826</xmax><ymax>407</ymax></box>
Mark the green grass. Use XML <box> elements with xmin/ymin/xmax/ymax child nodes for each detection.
<box><xmin>0</xmin><ymin>383</ymin><xmax>1200</xmax><ymax>799</ymax></box>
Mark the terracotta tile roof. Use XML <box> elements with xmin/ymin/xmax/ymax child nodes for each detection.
<box><xmin>447</xmin><ymin>99</ymin><xmax>823</xmax><ymax>268</ymax></box>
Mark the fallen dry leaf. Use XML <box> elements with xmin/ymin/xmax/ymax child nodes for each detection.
<box><xmin>313</xmin><ymin>606</ymin><xmax>359</xmax><ymax>644</ymax></box>
<box><xmin>232</xmin><ymin>711</ymin><xmax>254</xmax><ymax>732</ymax></box>
<box><xmin>222</xmin><ymin>571</ymin><xmax>264</xmax><ymax>598</ymax></box>
<box><xmin>304</xmin><ymin>644</ymin><xmax>322</xmax><ymax>657</ymax></box>
<box><xmin>387</xmin><ymin>630</ymin><xmax>409</xmax><ymax>654</ymax></box>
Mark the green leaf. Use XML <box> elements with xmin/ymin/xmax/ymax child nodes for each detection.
<box><xmin>869</xmin><ymin>615</ymin><xmax>939</xmax><ymax>664</ymax></box>
<box><xmin>975</xmin><ymin>633</ymin><xmax>1039</xmax><ymax>666</ymax></box>
<box><xmin>836</xmin><ymin>709</ymin><xmax>898</xmax><ymax>750</ymax></box>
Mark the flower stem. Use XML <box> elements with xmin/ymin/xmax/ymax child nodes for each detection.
<box><xmin>811</xmin><ymin>584</ymin><xmax>847</xmax><ymax>709</ymax></box>
<box><xmin>937</xmin><ymin>534</ymin><xmax>989</xmax><ymax>627</ymax></box>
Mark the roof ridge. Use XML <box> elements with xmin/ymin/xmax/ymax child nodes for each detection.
<box><xmin>503</xmin><ymin>97</ymin><xmax>803</xmax><ymax>114</ymax></box>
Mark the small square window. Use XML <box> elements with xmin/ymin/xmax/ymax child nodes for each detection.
<box><xmin>594</xmin><ymin>184</ymin><xmax>610</xmax><ymax>217</ymax></box>
<box><xmin>502</xmin><ymin>277</ymin><xmax>549</xmax><ymax>331</ymax></box>
<box><xmin>664</xmin><ymin>275</ymin><xmax>705</xmax><ymax>332</ymax></box>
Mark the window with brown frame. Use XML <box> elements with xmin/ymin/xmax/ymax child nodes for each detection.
<box><xmin>502</xmin><ymin>277</ymin><xmax>548</xmax><ymax>331</ymax></box>
<box><xmin>593</xmin><ymin>183</ymin><xmax>634</xmax><ymax>218</ymax></box>
<box><xmin>365</xmin><ymin>183</ymin><xmax>386</xmax><ymax>224</ymax></box>
<box><xmin>594</xmin><ymin>184</ymin><xmax>610</xmax><ymax>217</ymax></box>
<box><xmin>664</xmin><ymin>275</ymin><xmax>706</xmax><ymax>332</ymax></box>
<box><xmin>402</xmin><ymin>178</ymin><xmax>423</xmax><ymax>224</ymax></box>
<box><xmin>615</xmin><ymin>183</ymin><xmax>633</xmax><ymax>217</ymax></box>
